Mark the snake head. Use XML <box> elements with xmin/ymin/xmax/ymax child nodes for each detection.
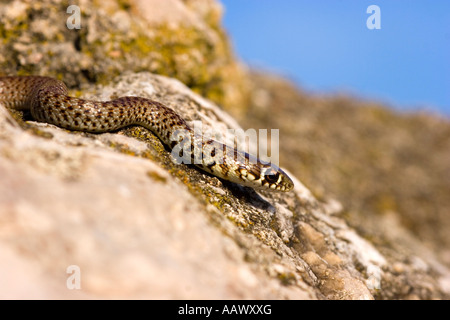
<box><xmin>259</xmin><ymin>164</ymin><xmax>294</xmax><ymax>192</ymax></box>
<box><xmin>234</xmin><ymin>159</ymin><xmax>294</xmax><ymax>192</ymax></box>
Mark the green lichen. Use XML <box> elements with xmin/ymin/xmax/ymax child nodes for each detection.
<box><xmin>27</xmin><ymin>127</ymin><xmax>54</xmax><ymax>139</ymax></box>
<box><xmin>106</xmin><ymin>140</ymin><xmax>137</xmax><ymax>157</ymax></box>
<box><xmin>146</xmin><ymin>170</ymin><xmax>167</xmax><ymax>183</ymax></box>
<box><xmin>116</xmin><ymin>0</ymin><xmax>132</xmax><ymax>10</ymax></box>
<box><xmin>277</xmin><ymin>271</ymin><xmax>297</xmax><ymax>286</ymax></box>
<box><xmin>1</xmin><ymin>0</ymin><xmax>249</xmax><ymax>113</ymax></box>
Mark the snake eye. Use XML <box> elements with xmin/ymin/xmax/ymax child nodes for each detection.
<box><xmin>264</xmin><ymin>172</ymin><xmax>280</xmax><ymax>184</ymax></box>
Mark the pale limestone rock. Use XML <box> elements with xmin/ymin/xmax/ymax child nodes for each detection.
<box><xmin>0</xmin><ymin>72</ymin><xmax>391</xmax><ymax>299</ymax></box>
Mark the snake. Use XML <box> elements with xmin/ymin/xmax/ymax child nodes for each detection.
<box><xmin>0</xmin><ymin>75</ymin><xmax>294</xmax><ymax>192</ymax></box>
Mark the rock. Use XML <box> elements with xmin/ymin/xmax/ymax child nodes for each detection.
<box><xmin>0</xmin><ymin>0</ymin><xmax>249</xmax><ymax>111</ymax></box>
<box><xmin>0</xmin><ymin>72</ymin><xmax>381</xmax><ymax>299</ymax></box>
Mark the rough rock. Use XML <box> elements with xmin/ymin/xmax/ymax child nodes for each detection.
<box><xmin>0</xmin><ymin>0</ymin><xmax>249</xmax><ymax>110</ymax></box>
<box><xmin>240</xmin><ymin>71</ymin><xmax>450</xmax><ymax>299</ymax></box>
<box><xmin>0</xmin><ymin>72</ymin><xmax>383</xmax><ymax>299</ymax></box>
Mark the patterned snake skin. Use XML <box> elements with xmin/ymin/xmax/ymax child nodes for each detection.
<box><xmin>0</xmin><ymin>76</ymin><xmax>294</xmax><ymax>192</ymax></box>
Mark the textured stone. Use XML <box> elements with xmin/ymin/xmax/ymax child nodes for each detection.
<box><xmin>0</xmin><ymin>0</ymin><xmax>249</xmax><ymax>110</ymax></box>
<box><xmin>0</xmin><ymin>72</ymin><xmax>395</xmax><ymax>299</ymax></box>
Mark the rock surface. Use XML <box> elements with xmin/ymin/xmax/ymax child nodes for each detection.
<box><xmin>1</xmin><ymin>72</ymin><xmax>447</xmax><ymax>299</ymax></box>
<box><xmin>0</xmin><ymin>0</ymin><xmax>249</xmax><ymax>110</ymax></box>
<box><xmin>1</xmin><ymin>0</ymin><xmax>449</xmax><ymax>300</ymax></box>
<box><xmin>240</xmin><ymin>72</ymin><xmax>450</xmax><ymax>299</ymax></box>
<box><xmin>0</xmin><ymin>72</ymin><xmax>368</xmax><ymax>299</ymax></box>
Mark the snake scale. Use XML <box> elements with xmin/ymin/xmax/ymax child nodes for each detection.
<box><xmin>0</xmin><ymin>76</ymin><xmax>294</xmax><ymax>192</ymax></box>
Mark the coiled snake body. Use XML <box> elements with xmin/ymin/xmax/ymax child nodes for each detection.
<box><xmin>0</xmin><ymin>76</ymin><xmax>294</xmax><ymax>192</ymax></box>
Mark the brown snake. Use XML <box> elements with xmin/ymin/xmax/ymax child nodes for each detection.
<box><xmin>0</xmin><ymin>76</ymin><xmax>294</xmax><ymax>192</ymax></box>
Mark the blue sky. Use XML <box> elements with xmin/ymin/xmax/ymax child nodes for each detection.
<box><xmin>220</xmin><ymin>0</ymin><xmax>450</xmax><ymax>116</ymax></box>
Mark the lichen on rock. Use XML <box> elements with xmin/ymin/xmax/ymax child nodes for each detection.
<box><xmin>0</xmin><ymin>0</ymin><xmax>249</xmax><ymax>110</ymax></box>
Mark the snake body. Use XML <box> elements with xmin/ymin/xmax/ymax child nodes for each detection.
<box><xmin>0</xmin><ymin>76</ymin><xmax>294</xmax><ymax>192</ymax></box>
